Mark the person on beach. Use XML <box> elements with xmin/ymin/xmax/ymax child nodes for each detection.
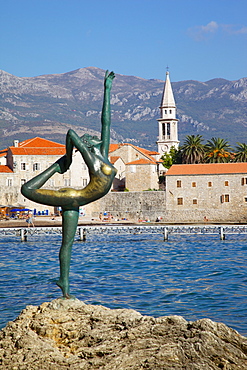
<box><xmin>26</xmin><ymin>212</ymin><xmax>34</xmax><ymax>227</ymax></box>
<box><xmin>21</xmin><ymin>70</ymin><xmax>117</xmax><ymax>298</ymax></box>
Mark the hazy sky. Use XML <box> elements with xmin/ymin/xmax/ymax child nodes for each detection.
<box><xmin>1</xmin><ymin>0</ymin><xmax>246</xmax><ymax>82</ymax></box>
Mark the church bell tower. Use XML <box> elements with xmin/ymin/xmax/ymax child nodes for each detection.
<box><xmin>157</xmin><ymin>71</ymin><xmax>179</xmax><ymax>156</ymax></box>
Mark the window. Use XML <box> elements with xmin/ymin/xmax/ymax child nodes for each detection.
<box><xmin>192</xmin><ymin>199</ymin><xmax>198</xmax><ymax>204</ymax></box>
<box><xmin>21</xmin><ymin>179</ymin><xmax>26</xmax><ymax>185</ymax></box>
<box><xmin>208</xmin><ymin>181</ymin><xmax>212</xmax><ymax>187</ymax></box>
<box><xmin>244</xmin><ymin>197</ymin><xmax>247</xmax><ymax>203</ymax></box>
<box><xmin>130</xmin><ymin>165</ymin><xmax>136</xmax><ymax>173</ymax></box>
<box><xmin>7</xmin><ymin>178</ymin><xmax>13</xmax><ymax>187</ymax></box>
<box><xmin>162</xmin><ymin>123</ymin><xmax>166</xmax><ymax>138</ymax></box>
<box><xmin>49</xmin><ymin>179</ymin><xmax>55</xmax><ymax>187</ymax></box>
<box><xmin>33</xmin><ymin>163</ymin><xmax>40</xmax><ymax>171</ymax></box>
<box><xmin>167</xmin><ymin>123</ymin><xmax>170</xmax><ymax>139</ymax></box>
<box><xmin>21</xmin><ymin>163</ymin><xmax>26</xmax><ymax>170</ymax></box>
<box><xmin>83</xmin><ymin>179</ymin><xmax>88</xmax><ymax>187</ymax></box>
<box><xmin>225</xmin><ymin>180</ymin><xmax>229</xmax><ymax>186</ymax></box>
<box><xmin>64</xmin><ymin>179</ymin><xmax>71</xmax><ymax>186</ymax></box>
<box><xmin>241</xmin><ymin>178</ymin><xmax>247</xmax><ymax>185</ymax></box>
<box><xmin>192</xmin><ymin>182</ymin><xmax>196</xmax><ymax>187</ymax></box>
<box><xmin>177</xmin><ymin>180</ymin><xmax>182</xmax><ymax>188</ymax></box>
<box><xmin>177</xmin><ymin>197</ymin><xmax>183</xmax><ymax>205</ymax></box>
<box><xmin>221</xmin><ymin>194</ymin><xmax>230</xmax><ymax>203</ymax></box>
<box><xmin>169</xmin><ymin>109</ymin><xmax>172</xmax><ymax>114</ymax></box>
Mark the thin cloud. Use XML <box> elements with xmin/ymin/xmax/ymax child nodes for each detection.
<box><xmin>188</xmin><ymin>21</ymin><xmax>219</xmax><ymax>41</ymax></box>
<box><xmin>224</xmin><ymin>25</ymin><xmax>247</xmax><ymax>35</ymax></box>
<box><xmin>188</xmin><ymin>21</ymin><xmax>247</xmax><ymax>41</ymax></box>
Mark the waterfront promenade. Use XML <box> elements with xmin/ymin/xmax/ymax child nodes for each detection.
<box><xmin>1</xmin><ymin>216</ymin><xmax>247</xmax><ymax>241</ymax></box>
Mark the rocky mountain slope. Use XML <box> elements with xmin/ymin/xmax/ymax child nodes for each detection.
<box><xmin>0</xmin><ymin>67</ymin><xmax>247</xmax><ymax>150</ymax></box>
<box><xmin>0</xmin><ymin>298</ymin><xmax>246</xmax><ymax>369</ymax></box>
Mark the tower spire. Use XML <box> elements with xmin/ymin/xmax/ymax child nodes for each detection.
<box><xmin>160</xmin><ymin>70</ymin><xmax>176</xmax><ymax>109</ymax></box>
<box><xmin>156</xmin><ymin>70</ymin><xmax>179</xmax><ymax>156</ymax></box>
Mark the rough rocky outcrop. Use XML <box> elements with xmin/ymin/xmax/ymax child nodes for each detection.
<box><xmin>0</xmin><ymin>299</ymin><xmax>247</xmax><ymax>369</ymax></box>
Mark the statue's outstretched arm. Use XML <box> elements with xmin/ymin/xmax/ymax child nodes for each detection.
<box><xmin>100</xmin><ymin>71</ymin><xmax>115</xmax><ymax>158</ymax></box>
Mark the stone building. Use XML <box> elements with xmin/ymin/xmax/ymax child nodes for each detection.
<box><xmin>164</xmin><ymin>162</ymin><xmax>247</xmax><ymax>222</ymax></box>
<box><xmin>0</xmin><ymin>136</ymin><xmax>162</xmax><ymax>214</ymax></box>
<box><xmin>109</xmin><ymin>143</ymin><xmax>161</xmax><ymax>191</ymax></box>
<box><xmin>87</xmin><ymin>162</ymin><xmax>247</xmax><ymax>223</ymax></box>
<box><xmin>0</xmin><ymin>137</ymin><xmax>89</xmax><ymax>214</ymax></box>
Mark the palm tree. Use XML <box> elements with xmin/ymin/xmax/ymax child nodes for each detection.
<box><xmin>181</xmin><ymin>135</ymin><xmax>205</xmax><ymax>164</ymax></box>
<box><xmin>204</xmin><ymin>137</ymin><xmax>232</xmax><ymax>163</ymax></box>
<box><xmin>234</xmin><ymin>142</ymin><xmax>247</xmax><ymax>162</ymax></box>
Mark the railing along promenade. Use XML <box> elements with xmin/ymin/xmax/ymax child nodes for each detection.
<box><xmin>1</xmin><ymin>223</ymin><xmax>247</xmax><ymax>241</ymax></box>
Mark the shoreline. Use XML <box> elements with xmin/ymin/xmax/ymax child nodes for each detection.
<box><xmin>0</xmin><ymin>217</ymin><xmax>247</xmax><ymax>229</ymax></box>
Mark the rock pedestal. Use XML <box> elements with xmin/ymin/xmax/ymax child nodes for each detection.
<box><xmin>0</xmin><ymin>299</ymin><xmax>247</xmax><ymax>369</ymax></box>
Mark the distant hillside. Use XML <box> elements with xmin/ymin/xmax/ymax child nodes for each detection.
<box><xmin>0</xmin><ymin>67</ymin><xmax>247</xmax><ymax>150</ymax></box>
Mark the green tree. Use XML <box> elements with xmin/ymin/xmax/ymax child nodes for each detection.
<box><xmin>204</xmin><ymin>137</ymin><xmax>232</xmax><ymax>163</ymax></box>
<box><xmin>234</xmin><ymin>142</ymin><xmax>247</xmax><ymax>162</ymax></box>
<box><xmin>161</xmin><ymin>146</ymin><xmax>181</xmax><ymax>169</ymax></box>
<box><xmin>161</xmin><ymin>152</ymin><xmax>173</xmax><ymax>169</ymax></box>
<box><xmin>180</xmin><ymin>135</ymin><xmax>205</xmax><ymax>164</ymax></box>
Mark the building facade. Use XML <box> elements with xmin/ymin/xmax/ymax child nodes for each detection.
<box><xmin>86</xmin><ymin>163</ymin><xmax>247</xmax><ymax>223</ymax></box>
<box><xmin>109</xmin><ymin>143</ymin><xmax>161</xmax><ymax>191</ymax></box>
<box><xmin>0</xmin><ymin>137</ymin><xmax>90</xmax><ymax>214</ymax></box>
<box><xmin>0</xmin><ymin>137</ymin><xmax>162</xmax><ymax>214</ymax></box>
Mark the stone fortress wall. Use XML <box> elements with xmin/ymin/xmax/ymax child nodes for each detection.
<box><xmin>86</xmin><ymin>191</ymin><xmax>247</xmax><ymax>223</ymax></box>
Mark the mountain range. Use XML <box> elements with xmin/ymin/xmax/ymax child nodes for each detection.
<box><xmin>0</xmin><ymin>67</ymin><xmax>247</xmax><ymax>150</ymax></box>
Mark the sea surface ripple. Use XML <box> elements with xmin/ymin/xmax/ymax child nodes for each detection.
<box><xmin>0</xmin><ymin>232</ymin><xmax>246</xmax><ymax>336</ymax></box>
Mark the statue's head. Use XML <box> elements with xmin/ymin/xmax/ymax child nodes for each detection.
<box><xmin>81</xmin><ymin>134</ymin><xmax>102</xmax><ymax>151</ymax></box>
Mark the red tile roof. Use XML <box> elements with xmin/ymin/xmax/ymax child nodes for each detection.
<box><xmin>9</xmin><ymin>137</ymin><xmax>66</xmax><ymax>156</ymax></box>
<box><xmin>109</xmin><ymin>156</ymin><xmax>121</xmax><ymax>164</ymax></box>
<box><xmin>0</xmin><ymin>165</ymin><xmax>13</xmax><ymax>173</ymax></box>
<box><xmin>109</xmin><ymin>144</ymin><xmax>120</xmax><ymax>152</ymax></box>
<box><xmin>10</xmin><ymin>147</ymin><xmax>66</xmax><ymax>155</ymax></box>
<box><xmin>109</xmin><ymin>142</ymin><xmax>159</xmax><ymax>163</ymax></box>
<box><xmin>0</xmin><ymin>149</ymin><xmax>8</xmax><ymax>157</ymax></box>
<box><xmin>166</xmin><ymin>163</ymin><xmax>247</xmax><ymax>176</ymax></box>
<box><xmin>126</xmin><ymin>158</ymin><xmax>156</xmax><ymax>165</ymax></box>
<box><xmin>19</xmin><ymin>137</ymin><xmax>65</xmax><ymax>148</ymax></box>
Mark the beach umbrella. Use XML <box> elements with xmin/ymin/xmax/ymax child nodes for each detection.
<box><xmin>10</xmin><ymin>208</ymin><xmax>31</xmax><ymax>212</ymax></box>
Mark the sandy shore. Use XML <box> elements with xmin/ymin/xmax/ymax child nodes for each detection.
<box><xmin>0</xmin><ymin>216</ymin><xmax>136</xmax><ymax>228</ymax></box>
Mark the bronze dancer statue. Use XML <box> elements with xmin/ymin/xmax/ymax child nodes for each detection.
<box><xmin>21</xmin><ymin>71</ymin><xmax>116</xmax><ymax>298</ymax></box>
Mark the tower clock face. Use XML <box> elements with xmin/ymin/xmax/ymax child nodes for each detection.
<box><xmin>161</xmin><ymin>145</ymin><xmax>168</xmax><ymax>152</ymax></box>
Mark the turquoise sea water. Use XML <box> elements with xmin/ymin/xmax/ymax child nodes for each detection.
<box><xmin>0</xmin><ymin>232</ymin><xmax>246</xmax><ymax>336</ymax></box>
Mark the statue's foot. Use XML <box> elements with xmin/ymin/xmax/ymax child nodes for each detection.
<box><xmin>56</xmin><ymin>278</ymin><xmax>71</xmax><ymax>298</ymax></box>
<box><xmin>61</xmin><ymin>294</ymin><xmax>76</xmax><ymax>300</ymax></box>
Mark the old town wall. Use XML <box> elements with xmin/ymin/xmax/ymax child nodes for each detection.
<box><xmin>86</xmin><ymin>191</ymin><xmax>247</xmax><ymax>223</ymax></box>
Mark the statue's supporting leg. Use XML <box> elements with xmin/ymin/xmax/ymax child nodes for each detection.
<box><xmin>56</xmin><ymin>208</ymin><xmax>79</xmax><ymax>298</ymax></box>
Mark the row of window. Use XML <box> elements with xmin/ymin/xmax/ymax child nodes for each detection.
<box><xmin>176</xmin><ymin>178</ymin><xmax>247</xmax><ymax>188</ymax></box>
<box><xmin>176</xmin><ymin>180</ymin><xmax>230</xmax><ymax>188</ymax></box>
<box><xmin>6</xmin><ymin>178</ymin><xmax>88</xmax><ymax>187</ymax></box>
<box><xmin>20</xmin><ymin>163</ymin><xmax>41</xmax><ymax>171</ymax></box>
<box><xmin>19</xmin><ymin>163</ymin><xmax>88</xmax><ymax>171</ymax></box>
<box><xmin>177</xmin><ymin>194</ymin><xmax>231</xmax><ymax>205</ymax></box>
